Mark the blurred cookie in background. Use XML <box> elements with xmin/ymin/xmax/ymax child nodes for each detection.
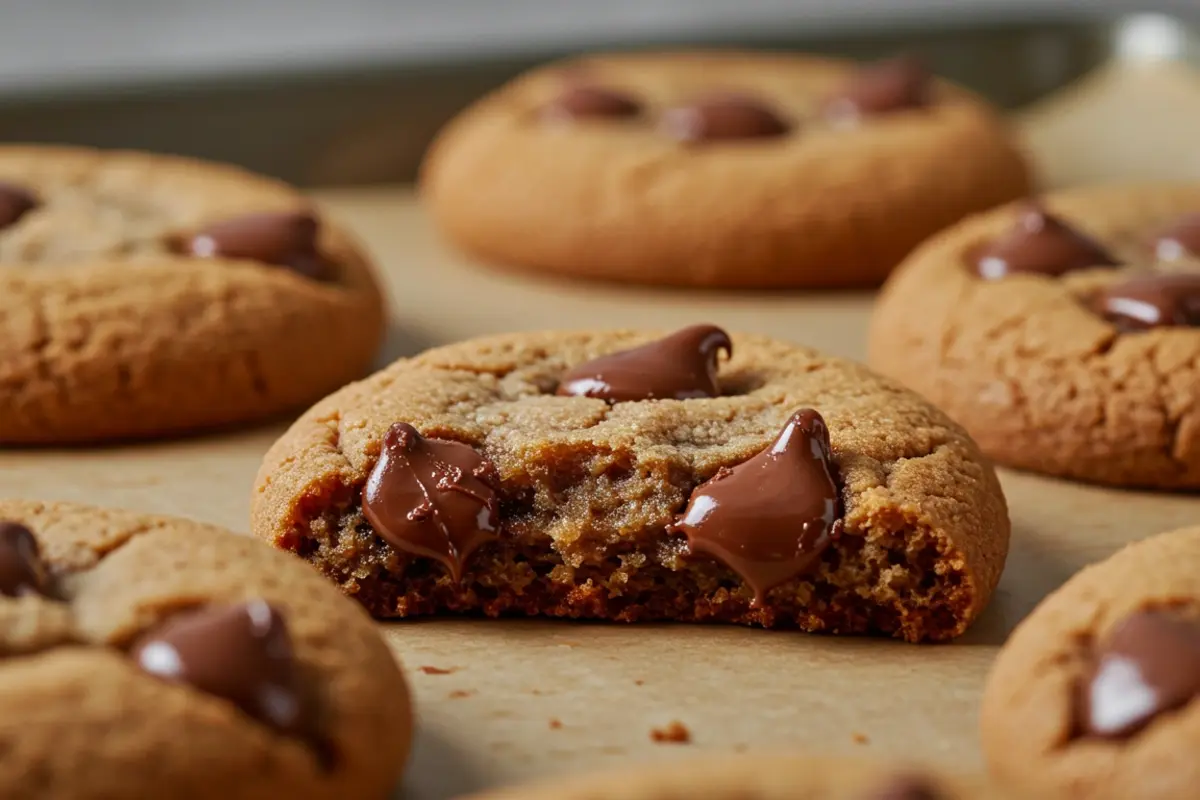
<box><xmin>421</xmin><ymin>50</ymin><xmax>1030</xmax><ymax>289</ymax></box>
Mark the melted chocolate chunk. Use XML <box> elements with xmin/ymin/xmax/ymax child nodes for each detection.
<box><xmin>0</xmin><ymin>182</ymin><xmax>37</xmax><ymax>230</ymax></box>
<box><xmin>973</xmin><ymin>204</ymin><xmax>1118</xmax><ymax>280</ymax></box>
<box><xmin>556</xmin><ymin>325</ymin><xmax>732</xmax><ymax>403</ymax></box>
<box><xmin>542</xmin><ymin>85</ymin><xmax>642</xmax><ymax>121</ymax></box>
<box><xmin>826</xmin><ymin>55</ymin><xmax>933</xmax><ymax>122</ymax></box>
<box><xmin>182</xmin><ymin>211</ymin><xmax>328</xmax><ymax>278</ymax></box>
<box><xmin>0</xmin><ymin>521</ymin><xmax>46</xmax><ymax>598</ymax></box>
<box><xmin>1153</xmin><ymin>213</ymin><xmax>1200</xmax><ymax>261</ymax></box>
<box><xmin>670</xmin><ymin>408</ymin><xmax>843</xmax><ymax>607</ymax></box>
<box><xmin>1080</xmin><ymin>610</ymin><xmax>1200</xmax><ymax>738</ymax></box>
<box><xmin>662</xmin><ymin>94</ymin><xmax>789</xmax><ymax>142</ymax></box>
<box><xmin>131</xmin><ymin>600</ymin><xmax>313</xmax><ymax>736</ymax></box>
<box><xmin>361</xmin><ymin>422</ymin><xmax>501</xmax><ymax>582</ymax></box>
<box><xmin>1093</xmin><ymin>273</ymin><xmax>1200</xmax><ymax>330</ymax></box>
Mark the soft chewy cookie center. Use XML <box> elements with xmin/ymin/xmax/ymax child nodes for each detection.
<box><xmin>267</xmin><ymin>328</ymin><xmax>1002</xmax><ymax>642</ymax></box>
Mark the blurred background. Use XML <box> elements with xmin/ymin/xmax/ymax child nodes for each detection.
<box><xmin>1</xmin><ymin>0</ymin><xmax>1198</xmax><ymax>186</ymax></box>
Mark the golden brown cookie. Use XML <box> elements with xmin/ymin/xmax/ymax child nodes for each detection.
<box><xmin>869</xmin><ymin>184</ymin><xmax>1200</xmax><ymax>488</ymax></box>
<box><xmin>0</xmin><ymin>499</ymin><xmax>411</xmax><ymax>799</ymax></box>
<box><xmin>980</xmin><ymin>525</ymin><xmax>1200</xmax><ymax>799</ymax></box>
<box><xmin>0</xmin><ymin>145</ymin><xmax>385</xmax><ymax>444</ymax></box>
<box><xmin>464</xmin><ymin>753</ymin><xmax>1022</xmax><ymax>799</ymax></box>
<box><xmin>420</xmin><ymin>51</ymin><xmax>1030</xmax><ymax>289</ymax></box>
<box><xmin>252</xmin><ymin>327</ymin><xmax>1010</xmax><ymax>643</ymax></box>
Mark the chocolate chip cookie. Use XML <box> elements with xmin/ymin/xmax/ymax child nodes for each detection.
<box><xmin>252</xmin><ymin>326</ymin><xmax>1009</xmax><ymax>643</ymax></box>
<box><xmin>0</xmin><ymin>499</ymin><xmax>411</xmax><ymax>799</ymax></box>
<box><xmin>466</xmin><ymin>753</ymin><xmax>1021</xmax><ymax>799</ymax></box>
<box><xmin>420</xmin><ymin>51</ymin><xmax>1030</xmax><ymax>289</ymax></box>
<box><xmin>980</xmin><ymin>525</ymin><xmax>1200</xmax><ymax>799</ymax></box>
<box><xmin>0</xmin><ymin>145</ymin><xmax>385</xmax><ymax>444</ymax></box>
<box><xmin>869</xmin><ymin>184</ymin><xmax>1200</xmax><ymax>488</ymax></box>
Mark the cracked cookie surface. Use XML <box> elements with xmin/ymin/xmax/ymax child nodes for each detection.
<box><xmin>869</xmin><ymin>184</ymin><xmax>1200</xmax><ymax>488</ymax></box>
<box><xmin>0</xmin><ymin>146</ymin><xmax>385</xmax><ymax>444</ymax></box>
<box><xmin>0</xmin><ymin>499</ymin><xmax>410</xmax><ymax>800</ymax></box>
<box><xmin>467</xmin><ymin>753</ymin><xmax>1022</xmax><ymax>800</ymax></box>
<box><xmin>420</xmin><ymin>51</ymin><xmax>1030</xmax><ymax>289</ymax></box>
<box><xmin>252</xmin><ymin>329</ymin><xmax>1010</xmax><ymax>642</ymax></box>
<box><xmin>980</xmin><ymin>525</ymin><xmax>1200</xmax><ymax>800</ymax></box>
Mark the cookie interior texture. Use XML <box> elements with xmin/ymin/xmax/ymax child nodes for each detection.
<box><xmin>981</xmin><ymin>525</ymin><xmax>1200</xmax><ymax>800</ymax></box>
<box><xmin>0</xmin><ymin>145</ymin><xmax>384</xmax><ymax>444</ymax></box>
<box><xmin>255</xmin><ymin>331</ymin><xmax>1008</xmax><ymax>643</ymax></box>
<box><xmin>869</xmin><ymin>183</ymin><xmax>1200</xmax><ymax>488</ymax></box>
<box><xmin>464</xmin><ymin>753</ymin><xmax>1019</xmax><ymax>799</ymax></box>
<box><xmin>420</xmin><ymin>51</ymin><xmax>1030</xmax><ymax>289</ymax></box>
<box><xmin>0</xmin><ymin>500</ymin><xmax>410</xmax><ymax>800</ymax></box>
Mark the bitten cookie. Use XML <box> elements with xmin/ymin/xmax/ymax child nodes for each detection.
<box><xmin>252</xmin><ymin>326</ymin><xmax>1009</xmax><ymax>643</ymax></box>
<box><xmin>0</xmin><ymin>145</ymin><xmax>385</xmax><ymax>444</ymax></box>
<box><xmin>980</xmin><ymin>525</ymin><xmax>1200</xmax><ymax>799</ymax></box>
<box><xmin>0</xmin><ymin>499</ymin><xmax>411</xmax><ymax>799</ymax></box>
<box><xmin>869</xmin><ymin>184</ymin><xmax>1200</xmax><ymax>488</ymax></box>
<box><xmin>420</xmin><ymin>51</ymin><xmax>1030</xmax><ymax>289</ymax></box>
<box><xmin>467</xmin><ymin>753</ymin><xmax>1021</xmax><ymax>800</ymax></box>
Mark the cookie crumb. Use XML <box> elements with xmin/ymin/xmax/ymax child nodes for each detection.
<box><xmin>549</xmin><ymin>718</ymin><xmax>563</xmax><ymax>730</ymax></box>
<box><xmin>634</xmin><ymin>679</ymin><xmax>645</xmax><ymax>686</ymax></box>
<box><xmin>448</xmin><ymin>690</ymin><xmax>475</xmax><ymax>699</ymax></box>
<box><xmin>650</xmin><ymin>721</ymin><xmax>691</xmax><ymax>744</ymax></box>
<box><xmin>853</xmin><ymin>732</ymin><xmax>870</xmax><ymax>745</ymax></box>
<box><xmin>419</xmin><ymin>666</ymin><xmax>459</xmax><ymax>675</ymax></box>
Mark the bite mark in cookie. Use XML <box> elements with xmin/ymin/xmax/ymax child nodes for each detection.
<box><xmin>671</xmin><ymin>408</ymin><xmax>843</xmax><ymax>607</ymax></box>
<box><xmin>254</xmin><ymin>329</ymin><xmax>1010</xmax><ymax>643</ymax></box>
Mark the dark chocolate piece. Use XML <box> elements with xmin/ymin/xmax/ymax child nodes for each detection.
<box><xmin>361</xmin><ymin>422</ymin><xmax>501</xmax><ymax>582</ymax></box>
<box><xmin>670</xmin><ymin>408</ymin><xmax>843</xmax><ymax>606</ymax></box>
<box><xmin>557</xmin><ymin>325</ymin><xmax>732</xmax><ymax>403</ymax></box>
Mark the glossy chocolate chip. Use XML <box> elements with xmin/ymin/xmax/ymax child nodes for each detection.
<box><xmin>361</xmin><ymin>422</ymin><xmax>501</xmax><ymax>583</ymax></box>
<box><xmin>542</xmin><ymin>85</ymin><xmax>642</xmax><ymax>121</ymax></box>
<box><xmin>825</xmin><ymin>55</ymin><xmax>933</xmax><ymax>123</ymax></box>
<box><xmin>1153</xmin><ymin>213</ymin><xmax>1200</xmax><ymax>261</ymax></box>
<box><xmin>1081</xmin><ymin>610</ymin><xmax>1200</xmax><ymax>738</ymax></box>
<box><xmin>556</xmin><ymin>325</ymin><xmax>732</xmax><ymax>403</ymax></box>
<box><xmin>670</xmin><ymin>408</ymin><xmax>843</xmax><ymax>607</ymax></box>
<box><xmin>974</xmin><ymin>205</ymin><xmax>1118</xmax><ymax>280</ymax></box>
<box><xmin>1093</xmin><ymin>273</ymin><xmax>1200</xmax><ymax>330</ymax></box>
<box><xmin>183</xmin><ymin>211</ymin><xmax>327</xmax><ymax>278</ymax></box>
<box><xmin>661</xmin><ymin>94</ymin><xmax>789</xmax><ymax>142</ymax></box>
<box><xmin>0</xmin><ymin>182</ymin><xmax>37</xmax><ymax>231</ymax></box>
<box><xmin>131</xmin><ymin>600</ymin><xmax>313</xmax><ymax>736</ymax></box>
<box><xmin>0</xmin><ymin>521</ymin><xmax>46</xmax><ymax>598</ymax></box>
